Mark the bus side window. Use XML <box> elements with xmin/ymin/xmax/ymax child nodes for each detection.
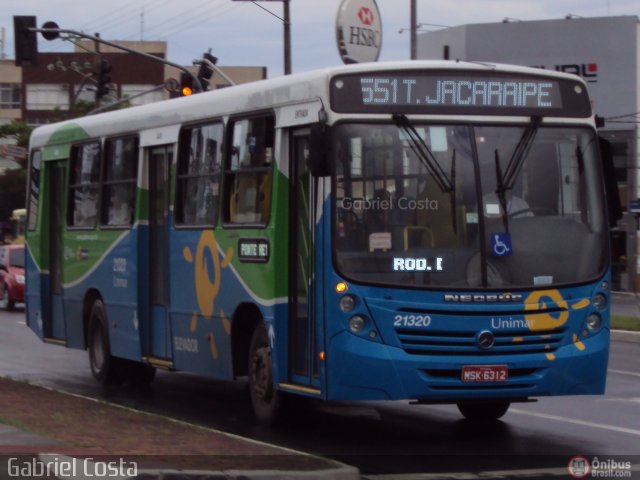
<box><xmin>176</xmin><ymin>122</ymin><xmax>223</xmax><ymax>226</ymax></box>
<box><xmin>68</xmin><ymin>141</ymin><xmax>101</xmax><ymax>228</ymax></box>
<box><xmin>224</xmin><ymin>115</ymin><xmax>274</xmax><ymax>225</ymax></box>
<box><xmin>101</xmin><ymin>135</ymin><xmax>138</xmax><ymax>227</ymax></box>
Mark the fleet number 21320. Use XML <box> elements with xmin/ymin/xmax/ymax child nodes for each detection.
<box><xmin>393</xmin><ymin>315</ymin><xmax>432</xmax><ymax>328</ymax></box>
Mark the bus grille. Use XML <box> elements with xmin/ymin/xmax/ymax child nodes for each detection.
<box><xmin>395</xmin><ymin>328</ymin><xmax>567</xmax><ymax>356</ymax></box>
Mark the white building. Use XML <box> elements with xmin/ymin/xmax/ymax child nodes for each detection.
<box><xmin>419</xmin><ymin>15</ymin><xmax>640</xmax><ymax>291</ymax></box>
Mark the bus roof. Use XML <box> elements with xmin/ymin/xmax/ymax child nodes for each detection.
<box><xmin>29</xmin><ymin>60</ymin><xmax>589</xmax><ymax>150</ymax></box>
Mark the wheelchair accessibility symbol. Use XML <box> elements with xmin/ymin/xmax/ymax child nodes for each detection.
<box><xmin>491</xmin><ymin>232</ymin><xmax>512</xmax><ymax>257</ymax></box>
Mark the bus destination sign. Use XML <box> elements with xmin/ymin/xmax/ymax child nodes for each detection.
<box><xmin>331</xmin><ymin>70</ymin><xmax>592</xmax><ymax>117</ymax></box>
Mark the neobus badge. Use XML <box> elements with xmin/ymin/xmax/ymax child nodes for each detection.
<box><xmin>444</xmin><ymin>293</ymin><xmax>523</xmax><ymax>303</ymax></box>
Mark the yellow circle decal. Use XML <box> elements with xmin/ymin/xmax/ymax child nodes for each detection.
<box><xmin>194</xmin><ymin>230</ymin><xmax>221</xmax><ymax>319</ymax></box>
<box><xmin>524</xmin><ymin>289</ymin><xmax>569</xmax><ymax>331</ymax></box>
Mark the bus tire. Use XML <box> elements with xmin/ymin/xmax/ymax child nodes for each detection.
<box><xmin>87</xmin><ymin>299</ymin><xmax>126</xmax><ymax>386</ymax></box>
<box><xmin>248</xmin><ymin>323</ymin><xmax>281</xmax><ymax>426</ymax></box>
<box><xmin>1</xmin><ymin>286</ymin><xmax>15</xmax><ymax>311</ymax></box>
<box><xmin>457</xmin><ymin>401</ymin><xmax>510</xmax><ymax>421</ymax></box>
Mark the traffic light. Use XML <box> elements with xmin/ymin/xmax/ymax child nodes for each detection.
<box><xmin>180</xmin><ymin>72</ymin><xmax>194</xmax><ymax>96</ymax></box>
<box><xmin>96</xmin><ymin>59</ymin><xmax>112</xmax><ymax>101</ymax></box>
<box><xmin>13</xmin><ymin>16</ymin><xmax>38</xmax><ymax>66</ymax></box>
<box><xmin>197</xmin><ymin>52</ymin><xmax>218</xmax><ymax>91</ymax></box>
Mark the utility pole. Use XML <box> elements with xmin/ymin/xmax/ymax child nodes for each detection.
<box><xmin>410</xmin><ymin>0</ymin><xmax>417</xmax><ymax>60</ymax></box>
<box><xmin>233</xmin><ymin>0</ymin><xmax>292</xmax><ymax>75</ymax></box>
<box><xmin>283</xmin><ymin>0</ymin><xmax>291</xmax><ymax>75</ymax></box>
<box><xmin>94</xmin><ymin>33</ymin><xmax>101</xmax><ymax>107</ymax></box>
<box><xmin>0</xmin><ymin>27</ymin><xmax>5</xmax><ymax>60</ymax></box>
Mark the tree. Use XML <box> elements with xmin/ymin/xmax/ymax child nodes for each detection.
<box><xmin>0</xmin><ymin>120</ymin><xmax>32</xmax><ymax>149</ymax></box>
<box><xmin>0</xmin><ymin>121</ymin><xmax>30</xmax><ymax>232</ymax></box>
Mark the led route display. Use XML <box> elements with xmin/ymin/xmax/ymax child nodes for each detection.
<box><xmin>330</xmin><ymin>70</ymin><xmax>592</xmax><ymax>117</ymax></box>
<box><xmin>360</xmin><ymin>77</ymin><xmax>560</xmax><ymax>108</ymax></box>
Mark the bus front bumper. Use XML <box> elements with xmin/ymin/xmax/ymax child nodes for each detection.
<box><xmin>326</xmin><ymin>329</ymin><xmax>609</xmax><ymax>402</ymax></box>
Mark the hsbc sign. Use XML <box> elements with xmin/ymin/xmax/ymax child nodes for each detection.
<box><xmin>532</xmin><ymin>63</ymin><xmax>599</xmax><ymax>83</ymax></box>
<box><xmin>336</xmin><ymin>0</ymin><xmax>383</xmax><ymax>64</ymax></box>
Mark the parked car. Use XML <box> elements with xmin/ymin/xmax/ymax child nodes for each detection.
<box><xmin>0</xmin><ymin>244</ymin><xmax>25</xmax><ymax>310</ymax></box>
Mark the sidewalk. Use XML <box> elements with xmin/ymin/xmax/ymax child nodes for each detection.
<box><xmin>0</xmin><ymin>377</ymin><xmax>359</xmax><ymax>480</ymax></box>
<box><xmin>612</xmin><ymin>291</ymin><xmax>640</xmax><ymax>317</ymax></box>
<box><xmin>611</xmin><ymin>292</ymin><xmax>640</xmax><ymax>344</ymax></box>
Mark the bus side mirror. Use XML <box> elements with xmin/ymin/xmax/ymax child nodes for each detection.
<box><xmin>308</xmin><ymin>123</ymin><xmax>332</xmax><ymax>177</ymax></box>
<box><xmin>599</xmin><ymin>136</ymin><xmax>622</xmax><ymax>228</ymax></box>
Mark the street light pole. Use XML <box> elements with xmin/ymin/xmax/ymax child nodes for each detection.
<box><xmin>35</xmin><ymin>24</ymin><xmax>203</xmax><ymax>91</ymax></box>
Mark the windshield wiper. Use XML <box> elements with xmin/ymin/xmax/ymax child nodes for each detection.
<box><xmin>501</xmin><ymin>116</ymin><xmax>542</xmax><ymax>190</ymax></box>
<box><xmin>494</xmin><ymin>116</ymin><xmax>542</xmax><ymax>231</ymax></box>
<box><xmin>393</xmin><ymin>114</ymin><xmax>453</xmax><ymax>193</ymax></box>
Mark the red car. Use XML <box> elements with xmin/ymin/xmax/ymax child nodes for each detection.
<box><xmin>0</xmin><ymin>244</ymin><xmax>25</xmax><ymax>310</ymax></box>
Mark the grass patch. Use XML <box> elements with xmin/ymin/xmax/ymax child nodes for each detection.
<box><xmin>611</xmin><ymin>315</ymin><xmax>640</xmax><ymax>332</ymax></box>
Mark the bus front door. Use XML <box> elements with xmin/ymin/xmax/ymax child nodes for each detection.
<box><xmin>147</xmin><ymin>145</ymin><xmax>173</xmax><ymax>362</ymax></box>
<box><xmin>45</xmin><ymin>161</ymin><xmax>66</xmax><ymax>342</ymax></box>
<box><xmin>288</xmin><ymin>131</ymin><xmax>321</xmax><ymax>392</ymax></box>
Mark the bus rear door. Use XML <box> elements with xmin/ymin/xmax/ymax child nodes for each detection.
<box><xmin>44</xmin><ymin>161</ymin><xmax>66</xmax><ymax>342</ymax></box>
<box><xmin>146</xmin><ymin>144</ymin><xmax>173</xmax><ymax>363</ymax></box>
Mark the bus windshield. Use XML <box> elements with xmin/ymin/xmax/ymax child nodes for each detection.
<box><xmin>333</xmin><ymin>122</ymin><xmax>607</xmax><ymax>289</ymax></box>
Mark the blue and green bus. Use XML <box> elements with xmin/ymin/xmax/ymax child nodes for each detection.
<box><xmin>25</xmin><ymin>61</ymin><xmax>616</xmax><ymax>424</ymax></box>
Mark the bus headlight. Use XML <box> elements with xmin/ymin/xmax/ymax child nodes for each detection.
<box><xmin>585</xmin><ymin>313</ymin><xmax>602</xmax><ymax>332</ymax></box>
<box><xmin>592</xmin><ymin>293</ymin><xmax>607</xmax><ymax>310</ymax></box>
<box><xmin>15</xmin><ymin>275</ymin><xmax>25</xmax><ymax>285</ymax></box>
<box><xmin>349</xmin><ymin>315</ymin><xmax>366</xmax><ymax>333</ymax></box>
<box><xmin>339</xmin><ymin>295</ymin><xmax>356</xmax><ymax>313</ymax></box>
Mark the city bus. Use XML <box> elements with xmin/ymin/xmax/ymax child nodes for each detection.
<box><xmin>25</xmin><ymin>61</ymin><xmax>616</xmax><ymax>424</ymax></box>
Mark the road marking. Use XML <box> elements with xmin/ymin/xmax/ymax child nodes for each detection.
<box><xmin>510</xmin><ymin>408</ymin><xmax>640</xmax><ymax>436</ymax></box>
<box><xmin>364</xmin><ymin>463</ymin><xmax>640</xmax><ymax>480</ymax></box>
<box><xmin>16</xmin><ymin>321</ymin><xmax>26</xmax><ymax>326</ymax></box>
<box><xmin>602</xmin><ymin>397</ymin><xmax>640</xmax><ymax>404</ymax></box>
<box><xmin>609</xmin><ymin>368</ymin><xmax>640</xmax><ymax>378</ymax></box>
<box><xmin>362</xmin><ymin>467</ymin><xmax>569</xmax><ymax>479</ymax></box>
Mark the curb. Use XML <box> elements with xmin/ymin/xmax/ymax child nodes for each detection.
<box><xmin>128</xmin><ymin>466</ymin><xmax>360</xmax><ymax>480</ymax></box>
<box><xmin>31</xmin><ymin>454</ymin><xmax>361</xmax><ymax>480</ymax></box>
<box><xmin>611</xmin><ymin>329</ymin><xmax>640</xmax><ymax>344</ymax></box>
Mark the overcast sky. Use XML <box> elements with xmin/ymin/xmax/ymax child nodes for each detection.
<box><xmin>1</xmin><ymin>0</ymin><xmax>638</xmax><ymax>77</ymax></box>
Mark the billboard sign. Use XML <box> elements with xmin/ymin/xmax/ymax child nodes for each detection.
<box><xmin>336</xmin><ymin>0</ymin><xmax>382</xmax><ymax>64</ymax></box>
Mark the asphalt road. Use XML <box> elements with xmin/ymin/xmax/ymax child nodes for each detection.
<box><xmin>1</xmin><ymin>307</ymin><xmax>638</xmax><ymax>478</ymax></box>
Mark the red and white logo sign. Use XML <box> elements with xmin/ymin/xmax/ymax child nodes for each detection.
<box><xmin>568</xmin><ymin>456</ymin><xmax>591</xmax><ymax>478</ymax></box>
<box><xmin>336</xmin><ymin>0</ymin><xmax>382</xmax><ymax>64</ymax></box>
<box><xmin>358</xmin><ymin>7</ymin><xmax>374</xmax><ymax>26</ymax></box>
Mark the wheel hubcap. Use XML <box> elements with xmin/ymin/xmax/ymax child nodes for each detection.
<box><xmin>251</xmin><ymin>345</ymin><xmax>273</xmax><ymax>401</ymax></box>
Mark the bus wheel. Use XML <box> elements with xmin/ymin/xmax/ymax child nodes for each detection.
<box><xmin>1</xmin><ymin>286</ymin><xmax>14</xmax><ymax>311</ymax></box>
<box><xmin>248</xmin><ymin>324</ymin><xmax>281</xmax><ymax>426</ymax></box>
<box><xmin>87</xmin><ymin>299</ymin><xmax>126</xmax><ymax>386</ymax></box>
<box><xmin>457</xmin><ymin>401</ymin><xmax>510</xmax><ymax>421</ymax></box>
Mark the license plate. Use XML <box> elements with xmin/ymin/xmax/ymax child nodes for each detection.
<box><xmin>461</xmin><ymin>365</ymin><xmax>508</xmax><ymax>382</ymax></box>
